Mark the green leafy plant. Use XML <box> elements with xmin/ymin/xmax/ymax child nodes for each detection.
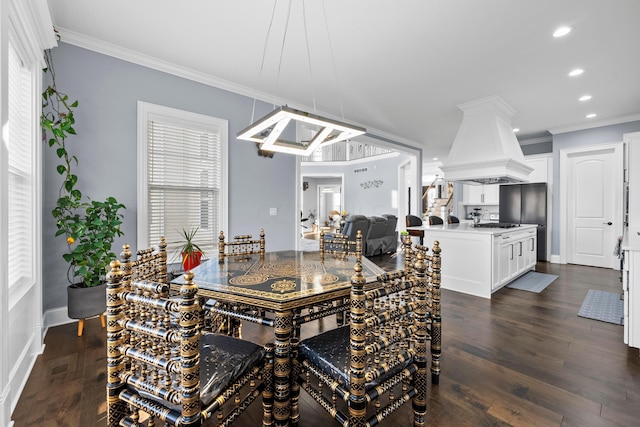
<box><xmin>400</xmin><ymin>230</ymin><xmax>409</xmax><ymax>235</ymax></box>
<box><xmin>42</xmin><ymin>48</ymin><xmax>125</xmax><ymax>287</ymax></box>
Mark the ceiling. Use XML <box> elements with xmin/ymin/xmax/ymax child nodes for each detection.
<box><xmin>48</xmin><ymin>0</ymin><xmax>640</xmax><ymax>163</ymax></box>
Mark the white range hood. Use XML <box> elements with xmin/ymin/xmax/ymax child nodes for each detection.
<box><xmin>441</xmin><ymin>95</ymin><xmax>532</xmax><ymax>185</ymax></box>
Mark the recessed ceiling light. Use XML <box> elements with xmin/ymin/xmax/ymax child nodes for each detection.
<box><xmin>586</xmin><ymin>113</ymin><xmax>597</xmax><ymax>119</ymax></box>
<box><xmin>553</xmin><ymin>26</ymin><xmax>572</xmax><ymax>38</ymax></box>
<box><xmin>512</xmin><ymin>128</ymin><xmax>520</xmax><ymax>133</ymax></box>
<box><xmin>568</xmin><ymin>68</ymin><xmax>584</xmax><ymax>77</ymax></box>
<box><xmin>579</xmin><ymin>95</ymin><xmax>592</xmax><ymax>102</ymax></box>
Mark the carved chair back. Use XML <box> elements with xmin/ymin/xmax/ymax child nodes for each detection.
<box><xmin>218</xmin><ymin>228</ymin><xmax>266</xmax><ymax>260</ymax></box>
<box><xmin>319</xmin><ymin>230</ymin><xmax>362</xmax><ymax>259</ymax></box>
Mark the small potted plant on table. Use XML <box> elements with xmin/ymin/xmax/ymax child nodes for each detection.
<box><xmin>176</xmin><ymin>226</ymin><xmax>205</xmax><ymax>271</ymax></box>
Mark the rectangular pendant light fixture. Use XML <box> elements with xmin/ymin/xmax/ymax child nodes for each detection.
<box><xmin>237</xmin><ymin>105</ymin><xmax>366</xmax><ymax>156</ymax></box>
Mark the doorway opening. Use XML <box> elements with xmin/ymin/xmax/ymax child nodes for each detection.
<box><xmin>300</xmin><ymin>175</ymin><xmax>344</xmax><ymax>238</ymax></box>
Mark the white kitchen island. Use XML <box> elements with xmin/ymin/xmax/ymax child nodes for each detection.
<box><xmin>407</xmin><ymin>223</ymin><xmax>538</xmax><ymax>298</ymax></box>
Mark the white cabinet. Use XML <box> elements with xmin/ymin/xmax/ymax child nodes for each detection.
<box><xmin>626</xmin><ymin>132</ymin><xmax>640</xmax><ymax>247</ymax></box>
<box><xmin>523</xmin><ymin>233</ymin><xmax>536</xmax><ymax>268</ymax></box>
<box><xmin>497</xmin><ymin>236</ymin><xmax>516</xmax><ymax>287</ymax></box>
<box><xmin>495</xmin><ymin>228</ymin><xmax>537</xmax><ymax>288</ymax></box>
<box><xmin>463</xmin><ymin>184</ymin><xmax>499</xmax><ymax>205</ymax></box>
<box><xmin>421</xmin><ymin>224</ymin><xmax>538</xmax><ymax>298</ymax></box>
<box><xmin>623</xmin><ymin>249</ymin><xmax>640</xmax><ymax>349</ymax></box>
<box><xmin>623</xmin><ymin>131</ymin><xmax>640</xmax><ymax>350</ymax></box>
<box><xmin>524</xmin><ymin>155</ymin><xmax>551</xmax><ymax>183</ymax></box>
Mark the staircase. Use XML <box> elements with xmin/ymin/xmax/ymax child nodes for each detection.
<box><xmin>422</xmin><ymin>177</ymin><xmax>454</xmax><ymax>218</ymax></box>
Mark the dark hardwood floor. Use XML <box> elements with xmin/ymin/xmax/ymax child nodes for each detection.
<box><xmin>12</xmin><ymin>251</ymin><xmax>640</xmax><ymax>426</ymax></box>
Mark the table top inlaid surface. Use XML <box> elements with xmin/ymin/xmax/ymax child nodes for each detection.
<box><xmin>171</xmin><ymin>250</ymin><xmax>384</xmax><ymax>310</ymax></box>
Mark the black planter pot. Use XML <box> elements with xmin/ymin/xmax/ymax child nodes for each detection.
<box><xmin>67</xmin><ymin>282</ymin><xmax>107</xmax><ymax>319</ymax></box>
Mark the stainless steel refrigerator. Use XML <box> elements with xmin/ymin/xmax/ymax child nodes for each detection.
<box><xmin>499</xmin><ymin>182</ymin><xmax>547</xmax><ymax>261</ymax></box>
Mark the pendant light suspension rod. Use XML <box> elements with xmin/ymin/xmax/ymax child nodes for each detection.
<box><xmin>321</xmin><ymin>0</ymin><xmax>346</xmax><ymax>121</ymax></box>
<box><xmin>237</xmin><ymin>0</ymin><xmax>366</xmax><ymax>155</ymax></box>
<box><xmin>273</xmin><ymin>0</ymin><xmax>293</xmax><ymax>109</ymax></box>
<box><xmin>250</xmin><ymin>0</ymin><xmax>279</xmax><ymax>124</ymax></box>
<box><xmin>301</xmin><ymin>0</ymin><xmax>318</xmax><ymax>113</ymax></box>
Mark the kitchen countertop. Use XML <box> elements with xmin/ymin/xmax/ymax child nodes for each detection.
<box><xmin>407</xmin><ymin>223</ymin><xmax>538</xmax><ymax>235</ymax></box>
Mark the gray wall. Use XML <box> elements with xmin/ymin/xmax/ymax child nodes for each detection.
<box><xmin>345</xmin><ymin>155</ymin><xmax>407</xmax><ymax>216</ymax></box>
<box><xmin>301</xmin><ymin>153</ymin><xmax>409</xmax><ymax>218</ymax></box>
<box><xmin>522</xmin><ymin>141</ymin><xmax>552</xmax><ymax>155</ymax></box>
<box><xmin>42</xmin><ymin>43</ymin><xmax>297</xmax><ymax>311</ymax></box>
<box><xmin>550</xmin><ymin>120</ymin><xmax>640</xmax><ymax>256</ymax></box>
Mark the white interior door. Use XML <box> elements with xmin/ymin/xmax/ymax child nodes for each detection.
<box><xmin>566</xmin><ymin>147</ymin><xmax>618</xmax><ymax>268</ymax></box>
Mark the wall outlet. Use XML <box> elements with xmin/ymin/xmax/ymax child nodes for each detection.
<box><xmin>269</xmin><ymin>207</ymin><xmax>277</xmax><ymax>216</ymax></box>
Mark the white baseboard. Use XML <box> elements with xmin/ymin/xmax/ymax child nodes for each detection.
<box><xmin>1</xmin><ymin>384</ymin><xmax>12</xmax><ymax>427</ymax></box>
<box><xmin>42</xmin><ymin>307</ymin><xmax>74</xmax><ymax>337</ymax></box>
<box><xmin>550</xmin><ymin>254</ymin><xmax>562</xmax><ymax>264</ymax></box>
<box><xmin>9</xmin><ymin>335</ymin><xmax>41</xmax><ymax>418</ymax></box>
<box><xmin>42</xmin><ymin>307</ymin><xmax>107</xmax><ymax>338</ymax></box>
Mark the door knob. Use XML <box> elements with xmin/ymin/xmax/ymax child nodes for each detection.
<box><xmin>603</xmin><ymin>221</ymin><xmax>612</xmax><ymax>225</ymax></box>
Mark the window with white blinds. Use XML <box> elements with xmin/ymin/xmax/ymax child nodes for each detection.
<box><xmin>7</xmin><ymin>42</ymin><xmax>36</xmax><ymax>292</ymax></box>
<box><xmin>138</xmin><ymin>102</ymin><xmax>228</xmax><ymax>263</ymax></box>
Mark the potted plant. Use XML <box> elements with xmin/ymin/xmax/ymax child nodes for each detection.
<box><xmin>400</xmin><ymin>230</ymin><xmax>412</xmax><ymax>245</ymax></box>
<box><xmin>176</xmin><ymin>226</ymin><xmax>205</xmax><ymax>271</ymax></box>
<box><xmin>41</xmin><ymin>48</ymin><xmax>125</xmax><ymax>321</ymax></box>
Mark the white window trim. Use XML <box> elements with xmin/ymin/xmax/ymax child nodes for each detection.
<box><xmin>6</xmin><ymin>42</ymin><xmax>39</xmax><ymax>309</ymax></box>
<box><xmin>2</xmin><ymin>1</ymin><xmax>55</xmax><ymax>423</ymax></box>
<box><xmin>137</xmin><ymin>101</ymin><xmax>228</xmax><ymax>255</ymax></box>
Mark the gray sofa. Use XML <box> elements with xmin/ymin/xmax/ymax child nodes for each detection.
<box><xmin>340</xmin><ymin>214</ymin><xmax>398</xmax><ymax>256</ymax></box>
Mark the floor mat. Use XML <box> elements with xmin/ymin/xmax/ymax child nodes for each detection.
<box><xmin>506</xmin><ymin>271</ymin><xmax>558</xmax><ymax>293</ymax></box>
<box><xmin>578</xmin><ymin>289</ymin><xmax>624</xmax><ymax>325</ymax></box>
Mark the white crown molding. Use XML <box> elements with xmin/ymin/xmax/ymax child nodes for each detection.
<box><xmin>548</xmin><ymin>113</ymin><xmax>640</xmax><ymax>135</ymax></box>
<box><xmin>55</xmin><ymin>27</ymin><xmax>274</xmax><ymax>102</ymax></box>
<box><xmin>9</xmin><ymin>0</ymin><xmax>56</xmax><ymax>66</ymax></box>
<box><xmin>54</xmin><ymin>27</ymin><xmax>423</xmax><ymax>151</ymax></box>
